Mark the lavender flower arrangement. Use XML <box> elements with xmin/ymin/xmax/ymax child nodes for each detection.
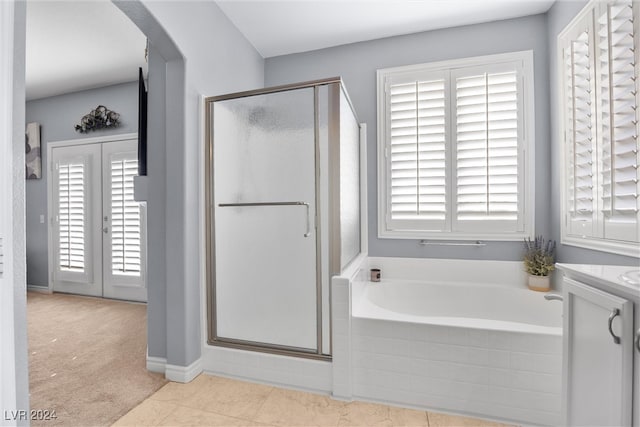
<box><xmin>523</xmin><ymin>236</ymin><xmax>556</xmax><ymax>277</ymax></box>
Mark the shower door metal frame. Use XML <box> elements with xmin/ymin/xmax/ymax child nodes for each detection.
<box><xmin>204</xmin><ymin>77</ymin><xmax>346</xmax><ymax>360</ymax></box>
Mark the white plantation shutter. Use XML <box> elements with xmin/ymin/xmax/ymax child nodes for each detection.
<box><xmin>564</xmin><ymin>26</ymin><xmax>598</xmax><ymax>237</ymax></box>
<box><xmin>388</xmin><ymin>76</ymin><xmax>447</xmax><ymax>229</ymax></box>
<box><xmin>418</xmin><ymin>80</ymin><xmax>448</xmax><ymax>221</ymax></box>
<box><xmin>58</xmin><ymin>162</ymin><xmax>86</xmax><ymax>272</ymax></box>
<box><xmin>560</xmin><ymin>0</ymin><xmax>639</xmax><ymax>256</ymax></box>
<box><xmin>570</xmin><ymin>33</ymin><xmax>596</xmax><ymax>218</ymax></box>
<box><xmin>597</xmin><ymin>0</ymin><xmax>640</xmax><ymax>242</ymax></box>
<box><xmin>110</xmin><ymin>158</ymin><xmax>141</xmax><ymax>275</ymax></box>
<box><xmin>379</xmin><ymin>52</ymin><xmax>533</xmax><ymax>238</ymax></box>
<box><xmin>454</xmin><ymin>70</ymin><xmax>520</xmax><ymax>227</ymax></box>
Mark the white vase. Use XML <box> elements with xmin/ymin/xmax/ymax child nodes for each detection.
<box><xmin>528</xmin><ymin>275</ymin><xmax>550</xmax><ymax>292</ymax></box>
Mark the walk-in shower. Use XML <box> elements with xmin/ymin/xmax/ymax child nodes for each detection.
<box><xmin>205</xmin><ymin>78</ymin><xmax>361</xmax><ymax>359</ymax></box>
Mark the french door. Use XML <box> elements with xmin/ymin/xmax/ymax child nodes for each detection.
<box><xmin>51</xmin><ymin>138</ymin><xmax>146</xmax><ymax>302</ymax></box>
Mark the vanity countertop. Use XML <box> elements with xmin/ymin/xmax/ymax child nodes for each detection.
<box><xmin>556</xmin><ymin>263</ymin><xmax>640</xmax><ymax>299</ymax></box>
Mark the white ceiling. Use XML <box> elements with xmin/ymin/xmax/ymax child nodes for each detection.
<box><xmin>215</xmin><ymin>0</ymin><xmax>556</xmax><ymax>58</ymax></box>
<box><xmin>25</xmin><ymin>0</ymin><xmax>555</xmax><ymax>100</ymax></box>
<box><xmin>26</xmin><ymin>0</ymin><xmax>147</xmax><ymax>101</ymax></box>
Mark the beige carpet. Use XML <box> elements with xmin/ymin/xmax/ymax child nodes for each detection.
<box><xmin>27</xmin><ymin>292</ymin><xmax>167</xmax><ymax>427</ymax></box>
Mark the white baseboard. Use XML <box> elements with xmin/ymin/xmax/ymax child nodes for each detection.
<box><xmin>165</xmin><ymin>358</ymin><xmax>203</xmax><ymax>383</ymax></box>
<box><xmin>27</xmin><ymin>285</ymin><xmax>51</xmax><ymax>294</ymax></box>
<box><xmin>146</xmin><ymin>356</ymin><xmax>166</xmax><ymax>374</ymax></box>
<box><xmin>146</xmin><ymin>354</ymin><xmax>202</xmax><ymax>383</ymax></box>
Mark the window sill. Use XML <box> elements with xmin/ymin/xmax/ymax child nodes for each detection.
<box><xmin>561</xmin><ymin>235</ymin><xmax>640</xmax><ymax>259</ymax></box>
<box><xmin>378</xmin><ymin>228</ymin><xmax>533</xmax><ymax>242</ymax></box>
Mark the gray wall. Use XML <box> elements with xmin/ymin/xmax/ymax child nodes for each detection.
<box><xmin>266</xmin><ymin>15</ymin><xmax>551</xmax><ymax>261</ymax></box>
<box><xmin>118</xmin><ymin>0</ymin><xmax>265</xmax><ymax>367</ymax></box>
<box><xmin>25</xmin><ymin>81</ymin><xmax>139</xmax><ymax>287</ymax></box>
<box><xmin>144</xmin><ymin>44</ymin><xmax>167</xmax><ymax>360</ymax></box>
<box><xmin>546</xmin><ymin>1</ymin><xmax>636</xmax><ymax>265</ymax></box>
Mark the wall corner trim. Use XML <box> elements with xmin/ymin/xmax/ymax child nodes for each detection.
<box><xmin>146</xmin><ymin>356</ymin><xmax>167</xmax><ymax>374</ymax></box>
<box><xmin>164</xmin><ymin>358</ymin><xmax>203</xmax><ymax>383</ymax></box>
<box><xmin>146</xmin><ymin>355</ymin><xmax>203</xmax><ymax>383</ymax></box>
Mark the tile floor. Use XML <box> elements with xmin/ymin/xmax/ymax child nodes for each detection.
<box><xmin>113</xmin><ymin>374</ymin><xmax>513</xmax><ymax>427</ymax></box>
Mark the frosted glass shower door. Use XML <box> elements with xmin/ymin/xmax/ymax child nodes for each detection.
<box><xmin>213</xmin><ymin>88</ymin><xmax>318</xmax><ymax>351</ymax></box>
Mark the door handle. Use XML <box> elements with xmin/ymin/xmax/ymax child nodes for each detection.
<box><xmin>608</xmin><ymin>308</ymin><xmax>621</xmax><ymax>344</ymax></box>
<box><xmin>218</xmin><ymin>201</ymin><xmax>312</xmax><ymax>237</ymax></box>
<box><xmin>302</xmin><ymin>202</ymin><xmax>311</xmax><ymax>237</ymax></box>
<box><xmin>103</xmin><ymin>226</ymin><xmax>109</xmax><ymax>234</ymax></box>
<box><xmin>635</xmin><ymin>327</ymin><xmax>640</xmax><ymax>352</ymax></box>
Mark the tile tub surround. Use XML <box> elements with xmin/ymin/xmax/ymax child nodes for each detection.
<box><xmin>351</xmin><ymin>318</ymin><xmax>562</xmax><ymax>426</ymax></box>
<box><xmin>348</xmin><ymin>257</ymin><xmax>562</xmax><ymax>426</ymax></box>
<box><xmin>367</xmin><ymin>257</ymin><xmax>530</xmax><ymax>287</ymax></box>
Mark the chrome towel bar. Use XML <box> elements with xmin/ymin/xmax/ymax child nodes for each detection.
<box><xmin>218</xmin><ymin>201</ymin><xmax>312</xmax><ymax>237</ymax></box>
<box><xmin>419</xmin><ymin>240</ymin><xmax>486</xmax><ymax>247</ymax></box>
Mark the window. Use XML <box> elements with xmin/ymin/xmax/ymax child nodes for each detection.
<box><xmin>559</xmin><ymin>0</ymin><xmax>640</xmax><ymax>257</ymax></box>
<box><xmin>110</xmin><ymin>157</ymin><xmax>142</xmax><ymax>275</ymax></box>
<box><xmin>377</xmin><ymin>51</ymin><xmax>535</xmax><ymax>240</ymax></box>
<box><xmin>52</xmin><ymin>146</ymin><xmax>95</xmax><ymax>286</ymax></box>
<box><xmin>58</xmin><ymin>161</ymin><xmax>86</xmax><ymax>272</ymax></box>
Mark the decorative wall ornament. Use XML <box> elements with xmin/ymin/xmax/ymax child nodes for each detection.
<box><xmin>74</xmin><ymin>105</ymin><xmax>120</xmax><ymax>133</ymax></box>
<box><xmin>25</xmin><ymin>122</ymin><xmax>42</xmax><ymax>179</ymax></box>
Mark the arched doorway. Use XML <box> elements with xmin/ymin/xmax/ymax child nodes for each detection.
<box><xmin>1</xmin><ymin>0</ymin><xmax>187</xmax><ymax>420</ymax></box>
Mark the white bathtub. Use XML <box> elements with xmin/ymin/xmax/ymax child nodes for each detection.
<box><xmin>354</xmin><ymin>280</ymin><xmax>562</xmax><ymax>333</ymax></box>
<box><xmin>350</xmin><ymin>278</ymin><xmax>563</xmax><ymax>426</ymax></box>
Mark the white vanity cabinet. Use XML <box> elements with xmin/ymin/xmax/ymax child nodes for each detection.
<box><xmin>557</xmin><ymin>264</ymin><xmax>640</xmax><ymax>427</ymax></box>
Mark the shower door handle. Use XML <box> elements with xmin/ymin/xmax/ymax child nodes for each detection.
<box><xmin>301</xmin><ymin>203</ymin><xmax>311</xmax><ymax>237</ymax></box>
<box><xmin>218</xmin><ymin>201</ymin><xmax>312</xmax><ymax>237</ymax></box>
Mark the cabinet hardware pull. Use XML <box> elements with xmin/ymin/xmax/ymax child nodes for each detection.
<box><xmin>635</xmin><ymin>328</ymin><xmax>640</xmax><ymax>352</ymax></box>
<box><xmin>608</xmin><ymin>308</ymin><xmax>621</xmax><ymax>344</ymax></box>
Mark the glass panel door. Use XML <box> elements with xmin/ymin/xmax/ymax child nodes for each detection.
<box><xmin>51</xmin><ymin>143</ymin><xmax>102</xmax><ymax>296</ymax></box>
<box><xmin>213</xmin><ymin>88</ymin><xmax>318</xmax><ymax>351</ymax></box>
<box><xmin>102</xmin><ymin>139</ymin><xmax>147</xmax><ymax>302</ymax></box>
<box><xmin>51</xmin><ymin>139</ymin><xmax>146</xmax><ymax>302</ymax></box>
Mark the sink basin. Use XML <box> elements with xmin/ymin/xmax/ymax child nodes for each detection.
<box><xmin>619</xmin><ymin>270</ymin><xmax>640</xmax><ymax>286</ymax></box>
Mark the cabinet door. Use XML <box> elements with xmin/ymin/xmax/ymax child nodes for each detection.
<box><xmin>563</xmin><ymin>278</ymin><xmax>634</xmax><ymax>426</ymax></box>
